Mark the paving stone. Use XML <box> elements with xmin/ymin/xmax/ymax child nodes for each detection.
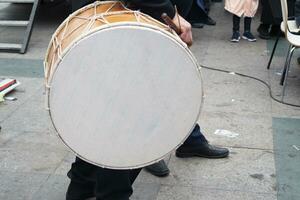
<box><xmin>0</xmin><ymin>171</ymin><xmax>49</xmax><ymax>200</ymax></box>
<box><xmin>0</xmin><ymin>87</ymin><xmax>54</xmax><ymax>134</ymax></box>
<box><xmin>156</xmin><ymin>185</ymin><xmax>276</xmax><ymax>200</ymax></box>
<box><xmin>0</xmin><ymin>131</ymin><xmax>67</xmax><ymax>174</ymax></box>
<box><xmin>32</xmin><ymin>174</ymin><xmax>69</xmax><ymax>200</ymax></box>
<box><xmin>0</xmin><ymin>78</ymin><xmax>44</xmax><ymax>122</ymax></box>
<box><xmin>273</xmin><ymin>118</ymin><xmax>300</xmax><ymax>199</ymax></box>
<box><xmin>53</xmin><ymin>152</ymin><xmax>75</xmax><ymax>176</ymax></box>
<box><xmin>157</xmin><ymin>148</ymin><xmax>276</xmax><ymax>194</ymax></box>
<box><xmin>0</xmin><ymin>58</ymin><xmax>44</xmax><ymax>78</ymax></box>
<box><xmin>201</xmin><ymin>71</ymin><xmax>272</xmax><ymax>115</ymax></box>
<box><xmin>132</xmin><ymin>182</ymin><xmax>161</xmax><ymax>200</ymax></box>
<box><xmin>198</xmin><ymin>110</ymin><xmax>273</xmax><ymax>149</ymax></box>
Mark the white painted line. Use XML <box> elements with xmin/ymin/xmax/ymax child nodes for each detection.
<box><xmin>292</xmin><ymin>145</ymin><xmax>300</xmax><ymax>151</ymax></box>
<box><xmin>214</xmin><ymin>129</ymin><xmax>239</xmax><ymax>138</ymax></box>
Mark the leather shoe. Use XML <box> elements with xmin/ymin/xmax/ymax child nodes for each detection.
<box><xmin>269</xmin><ymin>25</ymin><xmax>284</xmax><ymax>37</ymax></box>
<box><xmin>191</xmin><ymin>22</ymin><xmax>204</xmax><ymax>29</ymax></box>
<box><xmin>176</xmin><ymin>142</ymin><xmax>229</xmax><ymax>158</ymax></box>
<box><xmin>257</xmin><ymin>24</ymin><xmax>271</xmax><ymax>40</ymax></box>
<box><xmin>66</xmin><ymin>181</ymin><xmax>95</xmax><ymax>200</ymax></box>
<box><xmin>205</xmin><ymin>17</ymin><xmax>216</xmax><ymax>26</ymax></box>
<box><xmin>144</xmin><ymin>160</ymin><xmax>170</xmax><ymax>177</ymax></box>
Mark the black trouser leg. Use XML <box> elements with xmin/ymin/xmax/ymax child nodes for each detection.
<box><xmin>66</xmin><ymin>157</ymin><xmax>96</xmax><ymax>200</ymax></box>
<box><xmin>95</xmin><ymin>168</ymin><xmax>141</xmax><ymax>200</ymax></box>
<box><xmin>70</xmin><ymin>0</ymin><xmax>93</xmax><ymax>12</ymax></box>
<box><xmin>244</xmin><ymin>17</ymin><xmax>252</xmax><ymax>32</ymax></box>
<box><xmin>67</xmin><ymin>157</ymin><xmax>141</xmax><ymax>200</ymax></box>
<box><xmin>171</xmin><ymin>0</ymin><xmax>193</xmax><ymax>18</ymax></box>
<box><xmin>187</xmin><ymin>0</ymin><xmax>208</xmax><ymax>23</ymax></box>
<box><xmin>261</xmin><ymin>0</ymin><xmax>274</xmax><ymax>25</ymax></box>
<box><xmin>67</xmin><ymin>157</ymin><xmax>97</xmax><ymax>184</ymax></box>
<box><xmin>233</xmin><ymin>15</ymin><xmax>240</xmax><ymax>32</ymax></box>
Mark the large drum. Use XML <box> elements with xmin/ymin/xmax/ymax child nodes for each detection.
<box><xmin>44</xmin><ymin>1</ymin><xmax>203</xmax><ymax>169</ymax></box>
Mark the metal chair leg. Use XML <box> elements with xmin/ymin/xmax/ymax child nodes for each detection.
<box><xmin>280</xmin><ymin>44</ymin><xmax>292</xmax><ymax>85</ymax></box>
<box><xmin>267</xmin><ymin>34</ymin><xmax>280</xmax><ymax>69</ymax></box>
<box><xmin>281</xmin><ymin>46</ymin><xmax>296</xmax><ymax>101</ymax></box>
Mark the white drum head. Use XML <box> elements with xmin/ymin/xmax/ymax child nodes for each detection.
<box><xmin>49</xmin><ymin>24</ymin><xmax>203</xmax><ymax>169</ymax></box>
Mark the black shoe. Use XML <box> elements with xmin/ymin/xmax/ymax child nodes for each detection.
<box><xmin>205</xmin><ymin>16</ymin><xmax>216</xmax><ymax>26</ymax></box>
<box><xmin>144</xmin><ymin>160</ymin><xmax>170</xmax><ymax>177</ymax></box>
<box><xmin>269</xmin><ymin>25</ymin><xmax>284</xmax><ymax>37</ymax></box>
<box><xmin>176</xmin><ymin>142</ymin><xmax>229</xmax><ymax>158</ymax></box>
<box><xmin>257</xmin><ymin>24</ymin><xmax>271</xmax><ymax>40</ymax></box>
<box><xmin>191</xmin><ymin>22</ymin><xmax>204</xmax><ymax>28</ymax></box>
<box><xmin>66</xmin><ymin>181</ymin><xmax>95</xmax><ymax>200</ymax></box>
<box><xmin>230</xmin><ymin>31</ymin><xmax>240</xmax><ymax>42</ymax></box>
<box><xmin>242</xmin><ymin>31</ymin><xmax>257</xmax><ymax>42</ymax></box>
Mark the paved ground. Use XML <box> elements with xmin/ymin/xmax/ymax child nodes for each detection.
<box><xmin>0</xmin><ymin>2</ymin><xmax>300</xmax><ymax>200</ymax></box>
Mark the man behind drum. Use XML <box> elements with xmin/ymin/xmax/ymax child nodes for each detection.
<box><xmin>66</xmin><ymin>0</ymin><xmax>229</xmax><ymax>199</ymax></box>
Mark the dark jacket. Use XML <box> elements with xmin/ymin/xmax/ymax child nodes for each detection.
<box><xmin>124</xmin><ymin>0</ymin><xmax>175</xmax><ymax>19</ymax></box>
<box><xmin>295</xmin><ymin>0</ymin><xmax>300</xmax><ymax>25</ymax></box>
<box><xmin>70</xmin><ymin>0</ymin><xmax>176</xmax><ymax>20</ymax></box>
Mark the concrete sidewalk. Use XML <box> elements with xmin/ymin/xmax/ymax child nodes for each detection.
<box><xmin>1</xmin><ymin>2</ymin><xmax>300</xmax><ymax>200</ymax></box>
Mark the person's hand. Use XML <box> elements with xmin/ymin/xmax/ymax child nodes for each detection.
<box><xmin>172</xmin><ymin>14</ymin><xmax>193</xmax><ymax>46</ymax></box>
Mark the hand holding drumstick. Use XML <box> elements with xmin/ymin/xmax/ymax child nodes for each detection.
<box><xmin>162</xmin><ymin>10</ymin><xmax>193</xmax><ymax>46</ymax></box>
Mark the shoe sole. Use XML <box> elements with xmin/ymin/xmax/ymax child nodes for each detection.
<box><xmin>144</xmin><ymin>169</ymin><xmax>170</xmax><ymax>177</ymax></box>
<box><xmin>258</xmin><ymin>34</ymin><xmax>271</xmax><ymax>40</ymax></box>
<box><xmin>176</xmin><ymin>151</ymin><xmax>229</xmax><ymax>159</ymax></box>
<box><xmin>242</xmin><ymin>36</ymin><xmax>257</xmax><ymax>42</ymax></box>
<box><xmin>230</xmin><ymin>37</ymin><xmax>240</xmax><ymax>42</ymax></box>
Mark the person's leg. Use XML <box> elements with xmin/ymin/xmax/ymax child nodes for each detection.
<box><xmin>145</xmin><ymin>123</ymin><xmax>229</xmax><ymax>177</ymax></box>
<box><xmin>182</xmin><ymin>124</ymin><xmax>207</xmax><ymax>145</ymax></box>
<box><xmin>231</xmin><ymin>15</ymin><xmax>241</xmax><ymax>42</ymax></box>
<box><xmin>171</xmin><ymin>0</ymin><xmax>193</xmax><ymax>18</ymax></box>
<box><xmin>176</xmin><ymin>124</ymin><xmax>229</xmax><ymax>158</ymax></box>
<box><xmin>258</xmin><ymin>0</ymin><xmax>273</xmax><ymax>39</ymax></box>
<box><xmin>95</xmin><ymin>168</ymin><xmax>141</xmax><ymax>200</ymax></box>
<box><xmin>260</xmin><ymin>0</ymin><xmax>273</xmax><ymax>25</ymax></box>
<box><xmin>187</xmin><ymin>0</ymin><xmax>215</xmax><ymax>27</ymax></box>
<box><xmin>242</xmin><ymin>17</ymin><xmax>256</xmax><ymax>42</ymax></box>
<box><xmin>70</xmin><ymin>0</ymin><xmax>94</xmax><ymax>12</ymax></box>
<box><xmin>232</xmin><ymin>14</ymin><xmax>240</xmax><ymax>32</ymax></box>
<box><xmin>67</xmin><ymin>157</ymin><xmax>141</xmax><ymax>200</ymax></box>
<box><xmin>244</xmin><ymin>17</ymin><xmax>252</xmax><ymax>32</ymax></box>
<box><xmin>144</xmin><ymin>159</ymin><xmax>170</xmax><ymax>177</ymax></box>
<box><xmin>66</xmin><ymin>157</ymin><xmax>97</xmax><ymax>200</ymax></box>
<box><xmin>129</xmin><ymin>168</ymin><xmax>142</xmax><ymax>184</ymax></box>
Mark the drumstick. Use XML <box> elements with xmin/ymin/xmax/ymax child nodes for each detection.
<box><xmin>161</xmin><ymin>13</ymin><xmax>182</xmax><ymax>35</ymax></box>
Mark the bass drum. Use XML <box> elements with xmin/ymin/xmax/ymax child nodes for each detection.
<box><xmin>44</xmin><ymin>1</ymin><xmax>203</xmax><ymax>169</ymax></box>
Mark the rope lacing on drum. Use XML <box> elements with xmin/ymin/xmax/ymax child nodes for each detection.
<box><xmin>61</xmin><ymin>19</ymin><xmax>69</xmax><ymax>41</ymax></box>
<box><xmin>133</xmin><ymin>11</ymin><xmax>141</xmax><ymax>22</ymax></box>
<box><xmin>44</xmin><ymin>83</ymin><xmax>51</xmax><ymax>111</ymax></box>
<box><xmin>84</xmin><ymin>16</ymin><xmax>96</xmax><ymax>32</ymax></box>
<box><xmin>54</xmin><ymin>36</ymin><xmax>63</xmax><ymax>61</ymax></box>
<box><xmin>95</xmin><ymin>14</ymin><xmax>110</xmax><ymax>24</ymax></box>
<box><xmin>105</xmin><ymin>1</ymin><xmax>117</xmax><ymax>13</ymax></box>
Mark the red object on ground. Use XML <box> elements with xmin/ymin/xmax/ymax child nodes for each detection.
<box><xmin>0</xmin><ymin>79</ymin><xmax>17</xmax><ymax>92</ymax></box>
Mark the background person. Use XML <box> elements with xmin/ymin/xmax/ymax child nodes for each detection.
<box><xmin>225</xmin><ymin>0</ymin><xmax>259</xmax><ymax>42</ymax></box>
